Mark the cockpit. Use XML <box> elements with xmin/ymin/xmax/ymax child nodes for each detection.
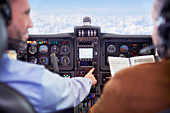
<box><xmin>1</xmin><ymin>0</ymin><xmax>170</xmax><ymax>113</ymax></box>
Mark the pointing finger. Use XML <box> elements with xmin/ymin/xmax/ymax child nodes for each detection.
<box><xmin>87</xmin><ymin>68</ymin><xmax>95</xmax><ymax>74</ymax></box>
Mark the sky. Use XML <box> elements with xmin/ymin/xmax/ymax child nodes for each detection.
<box><xmin>28</xmin><ymin>0</ymin><xmax>154</xmax><ymax>35</ymax></box>
<box><xmin>29</xmin><ymin>0</ymin><xmax>153</xmax><ymax>15</ymax></box>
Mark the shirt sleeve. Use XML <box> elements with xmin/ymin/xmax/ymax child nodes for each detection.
<box><xmin>40</xmin><ymin>69</ymin><xmax>92</xmax><ymax>112</ymax></box>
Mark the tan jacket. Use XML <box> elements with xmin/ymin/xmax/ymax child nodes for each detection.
<box><xmin>88</xmin><ymin>59</ymin><xmax>170</xmax><ymax>113</ymax></box>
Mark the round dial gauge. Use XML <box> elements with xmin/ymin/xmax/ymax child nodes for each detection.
<box><xmin>29</xmin><ymin>45</ymin><xmax>37</xmax><ymax>54</ymax></box>
<box><xmin>39</xmin><ymin>56</ymin><xmax>48</xmax><ymax>65</ymax></box>
<box><xmin>60</xmin><ymin>45</ymin><xmax>70</xmax><ymax>55</ymax></box>
<box><xmin>29</xmin><ymin>56</ymin><xmax>37</xmax><ymax>64</ymax></box>
<box><xmin>120</xmin><ymin>45</ymin><xmax>129</xmax><ymax>53</ymax></box>
<box><xmin>61</xmin><ymin>56</ymin><xmax>70</xmax><ymax>66</ymax></box>
<box><xmin>39</xmin><ymin>45</ymin><xmax>48</xmax><ymax>53</ymax></box>
<box><xmin>51</xmin><ymin>45</ymin><xmax>59</xmax><ymax>54</ymax></box>
<box><xmin>107</xmin><ymin>45</ymin><xmax>116</xmax><ymax>54</ymax></box>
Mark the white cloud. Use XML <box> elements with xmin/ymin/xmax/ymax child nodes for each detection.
<box><xmin>29</xmin><ymin>13</ymin><xmax>153</xmax><ymax>35</ymax></box>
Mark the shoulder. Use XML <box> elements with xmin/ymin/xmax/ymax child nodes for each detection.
<box><xmin>10</xmin><ymin>59</ymin><xmax>45</xmax><ymax>70</ymax></box>
<box><xmin>102</xmin><ymin>62</ymin><xmax>156</xmax><ymax>101</ymax></box>
<box><xmin>106</xmin><ymin>62</ymin><xmax>160</xmax><ymax>90</ymax></box>
<box><xmin>7</xmin><ymin>59</ymin><xmax>48</xmax><ymax>80</ymax></box>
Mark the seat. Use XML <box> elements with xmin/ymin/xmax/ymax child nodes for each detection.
<box><xmin>0</xmin><ymin>83</ymin><xmax>36</xmax><ymax>113</ymax></box>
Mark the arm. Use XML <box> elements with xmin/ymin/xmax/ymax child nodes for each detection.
<box><xmin>40</xmin><ymin>69</ymin><xmax>95</xmax><ymax>112</ymax></box>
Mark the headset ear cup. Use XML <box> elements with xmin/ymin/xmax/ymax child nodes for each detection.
<box><xmin>157</xmin><ymin>17</ymin><xmax>170</xmax><ymax>58</ymax></box>
<box><xmin>0</xmin><ymin>0</ymin><xmax>11</xmax><ymax>25</ymax></box>
<box><xmin>157</xmin><ymin>17</ymin><xmax>170</xmax><ymax>40</ymax></box>
<box><xmin>162</xmin><ymin>24</ymin><xmax>170</xmax><ymax>40</ymax></box>
<box><xmin>158</xmin><ymin>24</ymin><xmax>164</xmax><ymax>38</ymax></box>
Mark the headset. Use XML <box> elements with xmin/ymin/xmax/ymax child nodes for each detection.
<box><xmin>157</xmin><ymin>0</ymin><xmax>170</xmax><ymax>58</ymax></box>
<box><xmin>0</xmin><ymin>0</ymin><xmax>11</xmax><ymax>60</ymax></box>
<box><xmin>0</xmin><ymin>0</ymin><xmax>11</xmax><ymax>26</ymax></box>
<box><xmin>140</xmin><ymin>0</ymin><xmax>170</xmax><ymax>58</ymax></box>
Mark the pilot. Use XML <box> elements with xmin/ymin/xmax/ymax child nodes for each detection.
<box><xmin>88</xmin><ymin>0</ymin><xmax>170</xmax><ymax>113</ymax></box>
<box><xmin>0</xmin><ymin>0</ymin><xmax>97</xmax><ymax>112</ymax></box>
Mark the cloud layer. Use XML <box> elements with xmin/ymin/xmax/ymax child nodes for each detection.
<box><xmin>29</xmin><ymin>13</ymin><xmax>153</xmax><ymax>35</ymax></box>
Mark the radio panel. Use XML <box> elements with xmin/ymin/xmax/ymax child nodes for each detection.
<box><xmin>74</xmin><ymin>26</ymin><xmax>101</xmax><ymax>93</ymax></box>
<box><xmin>74</xmin><ymin>26</ymin><xmax>101</xmax><ymax>78</ymax></box>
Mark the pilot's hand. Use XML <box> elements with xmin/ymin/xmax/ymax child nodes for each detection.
<box><xmin>84</xmin><ymin>68</ymin><xmax>97</xmax><ymax>86</ymax></box>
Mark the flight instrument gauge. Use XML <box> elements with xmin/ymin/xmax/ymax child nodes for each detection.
<box><xmin>29</xmin><ymin>45</ymin><xmax>37</xmax><ymax>54</ymax></box>
<box><xmin>61</xmin><ymin>56</ymin><xmax>70</xmax><ymax>66</ymax></box>
<box><xmin>29</xmin><ymin>56</ymin><xmax>37</xmax><ymax>64</ymax></box>
<box><xmin>39</xmin><ymin>45</ymin><xmax>48</xmax><ymax>53</ymax></box>
<box><xmin>107</xmin><ymin>44</ymin><xmax>116</xmax><ymax>54</ymax></box>
<box><xmin>39</xmin><ymin>56</ymin><xmax>48</xmax><ymax>65</ymax></box>
<box><xmin>120</xmin><ymin>45</ymin><xmax>129</xmax><ymax>53</ymax></box>
<box><xmin>51</xmin><ymin>45</ymin><xmax>59</xmax><ymax>54</ymax></box>
<box><xmin>60</xmin><ymin>45</ymin><xmax>70</xmax><ymax>55</ymax></box>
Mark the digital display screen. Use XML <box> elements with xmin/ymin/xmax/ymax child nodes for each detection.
<box><xmin>79</xmin><ymin>48</ymin><xmax>93</xmax><ymax>59</ymax></box>
<box><xmin>80</xmin><ymin>61</ymin><xmax>93</xmax><ymax>66</ymax></box>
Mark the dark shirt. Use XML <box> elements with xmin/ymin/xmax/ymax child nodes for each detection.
<box><xmin>89</xmin><ymin>59</ymin><xmax>170</xmax><ymax>113</ymax></box>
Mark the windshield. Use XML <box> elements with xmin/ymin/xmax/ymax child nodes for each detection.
<box><xmin>29</xmin><ymin>0</ymin><xmax>154</xmax><ymax>35</ymax></box>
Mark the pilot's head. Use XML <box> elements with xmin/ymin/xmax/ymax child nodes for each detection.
<box><xmin>152</xmin><ymin>0</ymin><xmax>170</xmax><ymax>58</ymax></box>
<box><xmin>7</xmin><ymin>0</ymin><xmax>33</xmax><ymax>50</ymax></box>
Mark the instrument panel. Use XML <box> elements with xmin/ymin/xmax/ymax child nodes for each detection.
<box><xmin>27</xmin><ymin>34</ymin><xmax>73</xmax><ymax>71</ymax></box>
<box><xmin>16</xmin><ymin>25</ymin><xmax>155</xmax><ymax>94</ymax></box>
<box><xmin>100</xmin><ymin>34</ymin><xmax>154</xmax><ymax>70</ymax></box>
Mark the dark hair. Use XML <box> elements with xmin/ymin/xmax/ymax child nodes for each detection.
<box><xmin>158</xmin><ymin>0</ymin><xmax>170</xmax><ymax>58</ymax></box>
<box><xmin>160</xmin><ymin>0</ymin><xmax>170</xmax><ymax>18</ymax></box>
